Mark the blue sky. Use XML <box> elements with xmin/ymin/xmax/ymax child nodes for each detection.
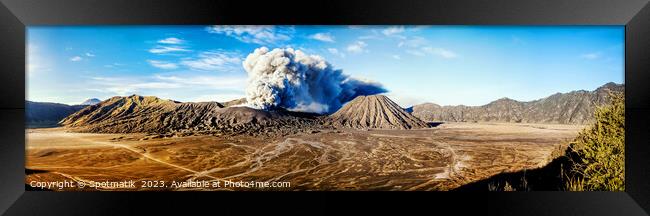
<box><xmin>27</xmin><ymin>25</ymin><xmax>624</xmax><ymax>107</ymax></box>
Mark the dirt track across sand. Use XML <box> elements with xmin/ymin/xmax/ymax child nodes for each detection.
<box><xmin>25</xmin><ymin>122</ymin><xmax>584</xmax><ymax>191</ymax></box>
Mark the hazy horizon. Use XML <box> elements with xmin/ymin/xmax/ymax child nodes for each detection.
<box><xmin>27</xmin><ymin>25</ymin><xmax>624</xmax><ymax>107</ymax></box>
<box><xmin>26</xmin><ymin>81</ymin><xmax>624</xmax><ymax>108</ymax></box>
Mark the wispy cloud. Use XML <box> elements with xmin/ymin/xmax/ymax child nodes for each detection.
<box><xmin>154</xmin><ymin>75</ymin><xmax>247</xmax><ymax>90</ymax></box>
<box><xmin>422</xmin><ymin>47</ymin><xmax>458</xmax><ymax>59</ymax></box>
<box><xmin>309</xmin><ymin>33</ymin><xmax>335</xmax><ymax>42</ymax></box>
<box><xmin>87</xmin><ymin>76</ymin><xmax>182</xmax><ymax>95</ymax></box>
<box><xmin>382</xmin><ymin>26</ymin><xmax>405</xmax><ymax>36</ymax></box>
<box><xmin>206</xmin><ymin>25</ymin><xmax>292</xmax><ymax>45</ymax></box>
<box><xmin>189</xmin><ymin>93</ymin><xmax>246</xmax><ymax>102</ymax></box>
<box><xmin>130</xmin><ymin>82</ymin><xmax>183</xmax><ymax>89</ymax></box>
<box><xmin>358</xmin><ymin>35</ymin><xmax>379</xmax><ymax>40</ymax></box>
<box><xmin>581</xmin><ymin>52</ymin><xmax>602</xmax><ymax>60</ymax></box>
<box><xmin>85</xmin><ymin>52</ymin><xmax>95</xmax><ymax>57</ymax></box>
<box><xmin>147</xmin><ymin>60</ymin><xmax>178</xmax><ymax>70</ymax></box>
<box><xmin>405</xmin><ymin>47</ymin><xmax>457</xmax><ymax>59</ymax></box>
<box><xmin>405</xmin><ymin>49</ymin><xmax>426</xmax><ymax>57</ymax></box>
<box><xmin>398</xmin><ymin>36</ymin><xmax>457</xmax><ymax>59</ymax></box>
<box><xmin>398</xmin><ymin>36</ymin><xmax>428</xmax><ymax>48</ymax></box>
<box><xmin>70</xmin><ymin>56</ymin><xmax>83</xmax><ymax>62</ymax></box>
<box><xmin>104</xmin><ymin>63</ymin><xmax>124</xmax><ymax>68</ymax></box>
<box><xmin>158</xmin><ymin>37</ymin><xmax>184</xmax><ymax>44</ymax></box>
<box><xmin>149</xmin><ymin>46</ymin><xmax>191</xmax><ymax>54</ymax></box>
<box><xmin>149</xmin><ymin>37</ymin><xmax>190</xmax><ymax>54</ymax></box>
<box><xmin>346</xmin><ymin>41</ymin><xmax>368</xmax><ymax>53</ymax></box>
<box><xmin>327</xmin><ymin>48</ymin><xmax>346</xmax><ymax>58</ymax></box>
<box><xmin>87</xmin><ymin>74</ymin><xmax>247</xmax><ymax>96</ymax></box>
<box><xmin>392</xmin><ymin>55</ymin><xmax>401</xmax><ymax>60</ymax></box>
<box><xmin>180</xmin><ymin>51</ymin><xmax>242</xmax><ymax>71</ymax></box>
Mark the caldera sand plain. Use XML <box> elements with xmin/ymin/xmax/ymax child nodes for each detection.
<box><xmin>25</xmin><ymin>122</ymin><xmax>584</xmax><ymax>191</ymax></box>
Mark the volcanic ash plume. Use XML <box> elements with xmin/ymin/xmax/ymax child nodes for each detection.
<box><xmin>243</xmin><ymin>47</ymin><xmax>386</xmax><ymax>114</ymax></box>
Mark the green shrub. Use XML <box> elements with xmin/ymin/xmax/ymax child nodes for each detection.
<box><xmin>566</xmin><ymin>93</ymin><xmax>624</xmax><ymax>191</ymax></box>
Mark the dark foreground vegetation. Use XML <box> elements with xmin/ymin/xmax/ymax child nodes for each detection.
<box><xmin>455</xmin><ymin>93</ymin><xmax>625</xmax><ymax>191</ymax></box>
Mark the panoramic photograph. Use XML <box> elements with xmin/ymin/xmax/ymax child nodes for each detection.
<box><xmin>25</xmin><ymin>25</ymin><xmax>624</xmax><ymax>191</ymax></box>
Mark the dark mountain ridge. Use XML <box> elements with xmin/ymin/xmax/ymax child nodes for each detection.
<box><xmin>26</xmin><ymin>101</ymin><xmax>87</xmax><ymax>128</ymax></box>
<box><xmin>410</xmin><ymin>82</ymin><xmax>624</xmax><ymax>124</ymax></box>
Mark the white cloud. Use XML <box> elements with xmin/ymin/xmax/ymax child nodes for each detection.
<box><xmin>147</xmin><ymin>60</ymin><xmax>178</xmax><ymax>70</ymax></box>
<box><xmin>398</xmin><ymin>36</ymin><xmax>428</xmax><ymax>48</ymax></box>
<box><xmin>86</xmin><ymin>76</ymin><xmax>181</xmax><ymax>96</ymax></box>
<box><xmin>69</xmin><ymin>53</ymin><xmax>93</xmax><ymax>62</ymax></box>
<box><xmin>88</xmin><ymin>74</ymin><xmax>247</xmax><ymax>96</ymax></box>
<box><xmin>346</xmin><ymin>41</ymin><xmax>368</xmax><ymax>53</ymax></box>
<box><xmin>357</xmin><ymin>29</ymin><xmax>387</xmax><ymax>40</ymax></box>
<box><xmin>397</xmin><ymin>35</ymin><xmax>457</xmax><ymax>59</ymax></box>
<box><xmin>104</xmin><ymin>63</ymin><xmax>124</xmax><ymax>68</ymax></box>
<box><xmin>405</xmin><ymin>46</ymin><xmax>457</xmax><ymax>59</ymax></box>
<box><xmin>382</xmin><ymin>26</ymin><xmax>405</xmax><ymax>36</ymax></box>
<box><xmin>327</xmin><ymin>48</ymin><xmax>346</xmax><ymax>58</ymax></box>
<box><xmin>149</xmin><ymin>37</ymin><xmax>190</xmax><ymax>54</ymax></box>
<box><xmin>148</xmin><ymin>46</ymin><xmax>191</xmax><ymax>54</ymax></box>
<box><xmin>189</xmin><ymin>93</ymin><xmax>246</xmax><ymax>102</ymax></box>
<box><xmin>581</xmin><ymin>52</ymin><xmax>602</xmax><ymax>60</ymax></box>
<box><xmin>154</xmin><ymin>75</ymin><xmax>247</xmax><ymax>90</ymax></box>
<box><xmin>392</xmin><ymin>55</ymin><xmax>401</xmax><ymax>60</ymax></box>
<box><xmin>206</xmin><ymin>25</ymin><xmax>292</xmax><ymax>45</ymax></box>
<box><xmin>422</xmin><ymin>47</ymin><xmax>458</xmax><ymax>59</ymax></box>
<box><xmin>180</xmin><ymin>51</ymin><xmax>242</xmax><ymax>71</ymax></box>
<box><xmin>158</xmin><ymin>37</ymin><xmax>184</xmax><ymax>44</ymax></box>
<box><xmin>309</xmin><ymin>33</ymin><xmax>335</xmax><ymax>42</ymax></box>
<box><xmin>405</xmin><ymin>49</ymin><xmax>426</xmax><ymax>56</ymax></box>
<box><xmin>358</xmin><ymin>35</ymin><xmax>379</xmax><ymax>40</ymax></box>
<box><xmin>130</xmin><ymin>82</ymin><xmax>183</xmax><ymax>89</ymax></box>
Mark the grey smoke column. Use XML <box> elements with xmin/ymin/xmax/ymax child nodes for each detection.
<box><xmin>243</xmin><ymin>47</ymin><xmax>386</xmax><ymax>114</ymax></box>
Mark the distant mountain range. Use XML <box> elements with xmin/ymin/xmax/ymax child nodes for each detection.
<box><xmin>27</xmin><ymin>82</ymin><xmax>623</xmax><ymax>132</ymax></box>
<box><xmin>26</xmin><ymin>98</ymin><xmax>105</xmax><ymax>127</ymax></box>
<box><xmin>25</xmin><ymin>101</ymin><xmax>87</xmax><ymax>128</ymax></box>
<box><xmin>410</xmin><ymin>82</ymin><xmax>624</xmax><ymax>124</ymax></box>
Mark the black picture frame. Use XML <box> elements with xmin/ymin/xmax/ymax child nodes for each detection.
<box><xmin>1</xmin><ymin>0</ymin><xmax>649</xmax><ymax>215</ymax></box>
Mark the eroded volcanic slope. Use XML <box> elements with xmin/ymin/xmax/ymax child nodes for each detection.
<box><xmin>411</xmin><ymin>82</ymin><xmax>624</xmax><ymax>124</ymax></box>
<box><xmin>59</xmin><ymin>95</ymin><xmax>322</xmax><ymax>136</ymax></box>
<box><xmin>60</xmin><ymin>94</ymin><xmax>430</xmax><ymax>135</ymax></box>
<box><xmin>328</xmin><ymin>95</ymin><xmax>428</xmax><ymax>129</ymax></box>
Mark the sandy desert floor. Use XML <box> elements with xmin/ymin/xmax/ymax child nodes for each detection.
<box><xmin>25</xmin><ymin>122</ymin><xmax>585</xmax><ymax>191</ymax></box>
